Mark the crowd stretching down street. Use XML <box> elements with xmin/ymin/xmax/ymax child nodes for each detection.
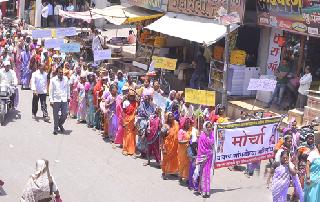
<box><xmin>0</xmin><ymin>8</ymin><xmax>320</xmax><ymax>202</ymax></box>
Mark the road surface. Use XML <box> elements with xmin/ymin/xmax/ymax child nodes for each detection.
<box><xmin>0</xmin><ymin>89</ymin><xmax>273</xmax><ymax>202</ymax></box>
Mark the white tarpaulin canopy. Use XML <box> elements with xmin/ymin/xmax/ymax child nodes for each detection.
<box><xmin>59</xmin><ymin>10</ymin><xmax>102</xmax><ymax>21</ymax></box>
<box><xmin>146</xmin><ymin>12</ymin><xmax>240</xmax><ymax>45</ymax></box>
<box><xmin>92</xmin><ymin>5</ymin><xmax>163</xmax><ymax>26</ymax></box>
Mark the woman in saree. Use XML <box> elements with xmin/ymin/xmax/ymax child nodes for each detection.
<box><xmin>144</xmin><ymin>107</ymin><xmax>162</xmax><ymax>166</ymax></box>
<box><xmin>165</xmin><ymin>90</ymin><xmax>176</xmax><ymax>112</ymax></box>
<box><xmin>271</xmin><ymin>150</ymin><xmax>304</xmax><ymax>202</ymax></box>
<box><xmin>122</xmin><ymin>89</ymin><xmax>138</xmax><ymax>156</ymax></box>
<box><xmin>188</xmin><ymin>115</ymin><xmax>204</xmax><ymax>191</ymax></box>
<box><xmin>196</xmin><ymin>121</ymin><xmax>215</xmax><ymax>198</ymax></box>
<box><xmin>69</xmin><ymin>66</ymin><xmax>81</xmax><ymax>118</ymax></box>
<box><xmin>105</xmin><ymin>84</ymin><xmax>118</xmax><ymax>142</ymax></box>
<box><xmin>85</xmin><ymin>73</ymin><xmax>96</xmax><ymax>128</ymax></box>
<box><xmin>21</xmin><ymin>159</ymin><xmax>61</xmax><ymax>202</ymax></box>
<box><xmin>114</xmin><ymin>86</ymin><xmax>128</xmax><ymax>145</ymax></box>
<box><xmin>161</xmin><ymin>112</ymin><xmax>179</xmax><ymax>180</ymax></box>
<box><xmin>63</xmin><ymin>62</ymin><xmax>72</xmax><ymax>79</ymax></box>
<box><xmin>20</xmin><ymin>45</ymin><xmax>31</xmax><ymax>89</ymax></box>
<box><xmin>304</xmin><ymin>134</ymin><xmax>320</xmax><ymax>202</ymax></box>
<box><xmin>178</xmin><ymin>117</ymin><xmax>192</xmax><ymax>184</ymax></box>
<box><xmin>77</xmin><ymin>74</ymin><xmax>87</xmax><ymax>123</ymax></box>
<box><xmin>136</xmin><ymin>93</ymin><xmax>155</xmax><ymax>157</ymax></box>
<box><xmin>14</xmin><ymin>39</ymin><xmax>23</xmax><ymax>84</ymax></box>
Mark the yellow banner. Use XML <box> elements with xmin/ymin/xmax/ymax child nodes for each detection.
<box><xmin>185</xmin><ymin>88</ymin><xmax>215</xmax><ymax>106</ymax></box>
<box><xmin>152</xmin><ymin>56</ymin><xmax>177</xmax><ymax>71</ymax></box>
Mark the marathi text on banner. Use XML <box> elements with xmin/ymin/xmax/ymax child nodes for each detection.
<box><xmin>60</xmin><ymin>43</ymin><xmax>81</xmax><ymax>53</ymax></box>
<box><xmin>214</xmin><ymin>117</ymin><xmax>281</xmax><ymax>169</ymax></box>
<box><xmin>152</xmin><ymin>56</ymin><xmax>177</xmax><ymax>71</ymax></box>
<box><xmin>184</xmin><ymin>88</ymin><xmax>215</xmax><ymax>106</ymax></box>
<box><xmin>266</xmin><ymin>29</ymin><xmax>283</xmax><ymax>74</ymax></box>
<box><xmin>93</xmin><ymin>49</ymin><xmax>112</xmax><ymax>61</ymax></box>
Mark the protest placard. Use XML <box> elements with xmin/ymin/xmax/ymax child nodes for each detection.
<box><xmin>152</xmin><ymin>56</ymin><xmax>177</xmax><ymax>71</ymax></box>
<box><xmin>93</xmin><ymin>49</ymin><xmax>112</xmax><ymax>61</ymax></box>
<box><xmin>60</xmin><ymin>43</ymin><xmax>81</xmax><ymax>53</ymax></box>
<box><xmin>55</xmin><ymin>27</ymin><xmax>77</xmax><ymax>38</ymax></box>
<box><xmin>247</xmin><ymin>79</ymin><xmax>277</xmax><ymax>91</ymax></box>
<box><xmin>32</xmin><ymin>29</ymin><xmax>52</xmax><ymax>39</ymax></box>
<box><xmin>214</xmin><ymin>117</ymin><xmax>281</xmax><ymax>169</ymax></box>
<box><xmin>44</xmin><ymin>39</ymin><xmax>64</xmax><ymax>49</ymax></box>
<box><xmin>184</xmin><ymin>88</ymin><xmax>215</xmax><ymax>106</ymax></box>
<box><xmin>153</xmin><ymin>92</ymin><xmax>167</xmax><ymax>111</ymax></box>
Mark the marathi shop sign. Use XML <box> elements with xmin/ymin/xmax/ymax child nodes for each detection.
<box><xmin>126</xmin><ymin>0</ymin><xmax>163</xmax><ymax>11</ymax></box>
<box><xmin>257</xmin><ymin>0</ymin><xmax>320</xmax><ymax>36</ymax></box>
<box><xmin>167</xmin><ymin>0</ymin><xmax>246</xmax><ymax>22</ymax></box>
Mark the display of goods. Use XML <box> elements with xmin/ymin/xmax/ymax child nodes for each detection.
<box><xmin>307</xmin><ymin>95</ymin><xmax>320</xmax><ymax>109</ymax></box>
<box><xmin>213</xmin><ymin>46</ymin><xmax>224</xmax><ymax>61</ymax></box>
<box><xmin>154</xmin><ymin>36</ymin><xmax>167</xmax><ymax>47</ymax></box>
<box><xmin>230</xmin><ymin>50</ymin><xmax>247</xmax><ymax>65</ymax></box>
<box><xmin>212</xmin><ymin>71</ymin><xmax>223</xmax><ymax>81</ymax></box>
<box><xmin>140</xmin><ymin>31</ymin><xmax>150</xmax><ymax>43</ymax></box>
<box><xmin>213</xmin><ymin>80</ymin><xmax>223</xmax><ymax>89</ymax></box>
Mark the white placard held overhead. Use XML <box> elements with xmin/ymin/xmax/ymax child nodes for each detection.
<box><xmin>247</xmin><ymin>79</ymin><xmax>277</xmax><ymax>92</ymax></box>
<box><xmin>56</xmin><ymin>27</ymin><xmax>77</xmax><ymax>38</ymax></box>
<box><xmin>32</xmin><ymin>29</ymin><xmax>52</xmax><ymax>39</ymax></box>
<box><xmin>44</xmin><ymin>39</ymin><xmax>64</xmax><ymax>49</ymax></box>
<box><xmin>93</xmin><ymin>49</ymin><xmax>112</xmax><ymax>61</ymax></box>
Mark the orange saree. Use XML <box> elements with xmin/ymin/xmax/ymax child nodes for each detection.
<box><xmin>162</xmin><ymin>121</ymin><xmax>179</xmax><ymax>174</ymax></box>
<box><xmin>123</xmin><ymin>101</ymin><xmax>138</xmax><ymax>155</ymax></box>
<box><xmin>178</xmin><ymin>129</ymin><xmax>191</xmax><ymax>179</ymax></box>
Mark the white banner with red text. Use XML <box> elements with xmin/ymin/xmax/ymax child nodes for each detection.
<box><xmin>214</xmin><ymin>117</ymin><xmax>281</xmax><ymax>169</ymax></box>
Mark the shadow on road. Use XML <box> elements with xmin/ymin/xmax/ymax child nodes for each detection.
<box><xmin>0</xmin><ymin>186</ymin><xmax>7</xmax><ymax>196</ymax></box>
<box><xmin>211</xmin><ymin>187</ymin><xmax>241</xmax><ymax>194</ymax></box>
<box><xmin>1</xmin><ymin>109</ymin><xmax>21</xmax><ymax>126</ymax></box>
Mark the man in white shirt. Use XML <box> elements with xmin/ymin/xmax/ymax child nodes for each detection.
<box><xmin>31</xmin><ymin>64</ymin><xmax>49</xmax><ymax>122</ymax></box>
<box><xmin>41</xmin><ymin>2</ymin><xmax>49</xmax><ymax>28</ymax></box>
<box><xmin>49</xmin><ymin>67</ymin><xmax>70</xmax><ymax>135</ymax></box>
<box><xmin>296</xmin><ymin>66</ymin><xmax>312</xmax><ymax>109</ymax></box>
<box><xmin>54</xmin><ymin>1</ymin><xmax>62</xmax><ymax>27</ymax></box>
<box><xmin>0</xmin><ymin>61</ymin><xmax>18</xmax><ymax>106</ymax></box>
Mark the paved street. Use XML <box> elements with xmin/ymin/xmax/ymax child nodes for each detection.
<box><xmin>0</xmin><ymin>89</ymin><xmax>272</xmax><ymax>202</ymax></box>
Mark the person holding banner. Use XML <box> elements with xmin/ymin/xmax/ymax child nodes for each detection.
<box><xmin>178</xmin><ymin>117</ymin><xmax>192</xmax><ymax>184</ymax></box>
<box><xmin>161</xmin><ymin>112</ymin><xmax>179</xmax><ymax>180</ymax></box>
<box><xmin>196</xmin><ymin>121</ymin><xmax>215</xmax><ymax>198</ymax></box>
<box><xmin>20</xmin><ymin>45</ymin><xmax>31</xmax><ymax>89</ymax></box>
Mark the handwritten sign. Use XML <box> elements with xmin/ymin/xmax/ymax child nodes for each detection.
<box><xmin>44</xmin><ymin>39</ymin><xmax>64</xmax><ymax>49</ymax></box>
<box><xmin>55</xmin><ymin>27</ymin><xmax>77</xmax><ymax>38</ymax></box>
<box><xmin>247</xmin><ymin>79</ymin><xmax>277</xmax><ymax>92</ymax></box>
<box><xmin>93</xmin><ymin>49</ymin><xmax>112</xmax><ymax>61</ymax></box>
<box><xmin>266</xmin><ymin>29</ymin><xmax>283</xmax><ymax>75</ymax></box>
<box><xmin>215</xmin><ymin>117</ymin><xmax>281</xmax><ymax>169</ymax></box>
<box><xmin>60</xmin><ymin>43</ymin><xmax>81</xmax><ymax>53</ymax></box>
<box><xmin>153</xmin><ymin>92</ymin><xmax>167</xmax><ymax>110</ymax></box>
<box><xmin>32</xmin><ymin>29</ymin><xmax>52</xmax><ymax>39</ymax></box>
<box><xmin>185</xmin><ymin>88</ymin><xmax>215</xmax><ymax>106</ymax></box>
<box><xmin>152</xmin><ymin>56</ymin><xmax>177</xmax><ymax>71</ymax></box>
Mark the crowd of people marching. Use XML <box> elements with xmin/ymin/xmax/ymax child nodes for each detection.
<box><xmin>0</xmin><ymin>18</ymin><xmax>320</xmax><ymax>201</ymax></box>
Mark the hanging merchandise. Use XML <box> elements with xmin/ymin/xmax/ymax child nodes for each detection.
<box><xmin>213</xmin><ymin>46</ymin><xmax>224</xmax><ymax>61</ymax></box>
<box><xmin>230</xmin><ymin>49</ymin><xmax>247</xmax><ymax>65</ymax></box>
<box><xmin>229</xmin><ymin>29</ymin><xmax>238</xmax><ymax>51</ymax></box>
<box><xmin>154</xmin><ymin>34</ymin><xmax>167</xmax><ymax>48</ymax></box>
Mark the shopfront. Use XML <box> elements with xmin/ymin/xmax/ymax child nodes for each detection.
<box><xmin>137</xmin><ymin>0</ymin><xmax>259</xmax><ymax>94</ymax></box>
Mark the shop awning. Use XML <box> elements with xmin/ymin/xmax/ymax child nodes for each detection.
<box><xmin>59</xmin><ymin>10</ymin><xmax>102</xmax><ymax>22</ymax></box>
<box><xmin>146</xmin><ymin>12</ymin><xmax>240</xmax><ymax>45</ymax></box>
<box><xmin>92</xmin><ymin>5</ymin><xmax>163</xmax><ymax>25</ymax></box>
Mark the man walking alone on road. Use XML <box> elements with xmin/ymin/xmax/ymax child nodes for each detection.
<box><xmin>49</xmin><ymin>67</ymin><xmax>70</xmax><ymax>135</ymax></box>
<box><xmin>31</xmin><ymin>64</ymin><xmax>50</xmax><ymax>122</ymax></box>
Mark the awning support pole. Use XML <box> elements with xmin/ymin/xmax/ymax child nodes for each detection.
<box><xmin>222</xmin><ymin>0</ymin><xmax>231</xmax><ymax>109</ymax></box>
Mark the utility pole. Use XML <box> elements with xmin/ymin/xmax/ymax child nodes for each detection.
<box><xmin>222</xmin><ymin>0</ymin><xmax>231</xmax><ymax>108</ymax></box>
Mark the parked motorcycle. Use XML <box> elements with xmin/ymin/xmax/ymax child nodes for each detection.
<box><xmin>0</xmin><ymin>84</ymin><xmax>15</xmax><ymax>126</ymax></box>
